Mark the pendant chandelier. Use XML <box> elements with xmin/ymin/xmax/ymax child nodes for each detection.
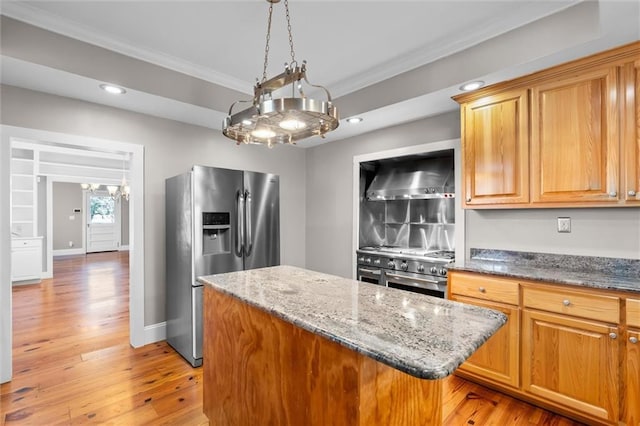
<box><xmin>107</xmin><ymin>156</ymin><xmax>130</xmax><ymax>201</ymax></box>
<box><xmin>222</xmin><ymin>0</ymin><xmax>339</xmax><ymax>147</ymax></box>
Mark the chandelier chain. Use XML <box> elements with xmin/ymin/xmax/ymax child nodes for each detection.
<box><xmin>284</xmin><ymin>0</ymin><xmax>296</xmax><ymax>64</ymax></box>
<box><xmin>261</xmin><ymin>1</ymin><xmax>274</xmax><ymax>82</ymax></box>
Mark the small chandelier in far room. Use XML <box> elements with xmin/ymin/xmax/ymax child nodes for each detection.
<box><xmin>107</xmin><ymin>155</ymin><xmax>130</xmax><ymax>201</ymax></box>
<box><xmin>222</xmin><ymin>0</ymin><xmax>339</xmax><ymax>147</ymax></box>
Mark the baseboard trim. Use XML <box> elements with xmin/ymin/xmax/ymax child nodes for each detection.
<box><xmin>144</xmin><ymin>321</ymin><xmax>166</xmax><ymax>345</ymax></box>
<box><xmin>52</xmin><ymin>248</ymin><xmax>85</xmax><ymax>257</ymax></box>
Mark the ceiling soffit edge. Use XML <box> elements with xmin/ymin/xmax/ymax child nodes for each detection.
<box><xmin>1</xmin><ymin>0</ymin><xmax>580</xmax><ymax>101</ymax></box>
<box><xmin>0</xmin><ymin>2</ymin><xmax>253</xmax><ymax>95</ymax></box>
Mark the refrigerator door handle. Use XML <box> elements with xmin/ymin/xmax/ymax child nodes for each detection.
<box><xmin>244</xmin><ymin>190</ymin><xmax>253</xmax><ymax>257</ymax></box>
<box><xmin>236</xmin><ymin>190</ymin><xmax>244</xmax><ymax>257</ymax></box>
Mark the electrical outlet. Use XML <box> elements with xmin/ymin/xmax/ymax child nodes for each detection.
<box><xmin>557</xmin><ymin>217</ymin><xmax>571</xmax><ymax>233</ymax></box>
<box><xmin>68</xmin><ymin>241</ymin><xmax>74</xmax><ymax>247</ymax></box>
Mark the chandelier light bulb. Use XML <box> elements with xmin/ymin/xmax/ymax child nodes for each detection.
<box><xmin>251</xmin><ymin>128</ymin><xmax>277</xmax><ymax>139</ymax></box>
<box><xmin>279</xmin><ymin>119</ymin><xmax>307</xmax><ymax>130</ymax></box>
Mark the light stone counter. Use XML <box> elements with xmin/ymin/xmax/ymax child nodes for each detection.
<box><xmin>198</xmin><ymin>265</ymin><xmax>506</xmax><ymax>380</ymax></box>
<box><xmin>449</xmin><ymin>249</ymin><xmax>640</xmax><ymax>294</ymax></box>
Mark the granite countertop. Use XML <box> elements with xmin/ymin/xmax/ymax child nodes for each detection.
<box><xmin>198</xmin><ymin>265</ymin><xmax>506</xmax><ymax>380</ymax></box>
<box><xmin>448</xmin><ymin>249</ymin><xmax>640</xmax><ymax>295</ymax></box>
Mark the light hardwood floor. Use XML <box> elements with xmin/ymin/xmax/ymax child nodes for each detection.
<box><xmin>1</xmin><ymin>252</ymin><xmax>585</xmax><ymax>425</ymax></box>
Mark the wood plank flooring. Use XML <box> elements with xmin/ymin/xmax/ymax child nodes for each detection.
<box><xmin>1</xmin><ymin>252</ymin><xmax>585</xmax><ymax>425</ymax></box>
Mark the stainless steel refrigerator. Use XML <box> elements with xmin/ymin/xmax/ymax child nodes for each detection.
<box><xmin>165</xmin><ymin>165</ymin><xmax>280</xmax><ymax>367</ymax></box>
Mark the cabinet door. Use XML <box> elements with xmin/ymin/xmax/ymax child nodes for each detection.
<box><xmin>522</xmin><ymin>309</ymin><xmax>620</xmax><ymax>423</ymax></box>
<box><xmin>11</xmin><ymin>239</ymin><xmax>42</xmax><ymax>282</ymax></box>
<box><xmin>621</xmin><ymin>60</ymin><xmax>640</xmax><ymax>203</ymax></box>
<box><xmin>461</xmin><ymin>89</ymin><xmax>529</xmax><ymax>206</ymax></box>
<box><xmin>452</xmin><ymin>295</ymin><xmax>520</xmax><ymax>389</ymax></box>
<box><xmin>627</xmin><ymin>329</ymin><xmax>640</xmax><ymax>426</ymax></box>
<box><xmin>531</xmin><ymin>66</ymin><xmax>619</xmax><ymax>204</ymax></box>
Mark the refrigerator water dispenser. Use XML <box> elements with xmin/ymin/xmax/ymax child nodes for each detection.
<box><xmin>202</xmin><ymin>212</ymin><xmax>230</xmax><ymax>255</ymax></box>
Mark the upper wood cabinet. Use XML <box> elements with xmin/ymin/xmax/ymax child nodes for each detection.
<box><xmin>461</xmin><ymin>89</ymin><xmax>529</xmax><ymax>206</ymax></box>
<box><xmin>454</xmin><ymin>41</ymin><xmax>640</xmax><ymax>208</ymax></box>
<box><xmin>621</xmin><ymin>59</ymin><xmax>640</xmax><ymax>204</ymax></box>
<box><xmin>530</xmin><ymin>66</ymin><xmax>619</xmax><ymax>204</ymax></box>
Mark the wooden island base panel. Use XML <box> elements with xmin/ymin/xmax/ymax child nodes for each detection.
<box><xmin>200</xmin><ymin>265</ymin><xmax>507</xmax><ymax>426</ymax></box>
<box><xmin>204</xmin><ymin>287</ymin><xmax>442</xmax><ymax>426</ymax></box>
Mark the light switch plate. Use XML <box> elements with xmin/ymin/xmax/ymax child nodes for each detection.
<box><xmin>557</xmin><ymin>217</ymin><xmax>571</xmax><ymax>233</ymax></box>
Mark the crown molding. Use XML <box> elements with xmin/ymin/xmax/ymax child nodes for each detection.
<box><xmin>328</xmin><ymin>1</ymin><xmax>580</xmax><ymax>98</ymax></box>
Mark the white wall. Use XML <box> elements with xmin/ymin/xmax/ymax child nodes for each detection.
<box><xmin>52</xmin><ymin>182</ymin><xmax>83</xmax><ymax>250</ymax></box>
<box><xmin>305</xmin><ymin>111</ymin><xmax>461</xmax><ymax>278</ymax></box>
<box><xmin>0</xmin><ymin>84</ymin><xmax>308</xmax><ymax>326</ymax></box>
<box><xmin>466</xmin><ymin>208</ymin><xmax>640</xmax><ymax>260</ymax></box>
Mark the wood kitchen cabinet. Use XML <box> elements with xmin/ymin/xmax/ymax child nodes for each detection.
<box><xmin>449</xmin><ymin>270</ymin><xmax>639</xmax><ymax>425</ymax></box>
<box><xmin>621</xmin><ymin>60</ymin><xmax>640</xmax><ymax>204</ymax></box>
<box><xmin>530</xmin><ymin>66</ymin><xmax>619</xmax><ymax>204</ymax></box>
<box><xmin>449</xmin><ymin>272</ymin><xmax>520</xmax><ymax>389</ymax></box>
<box><xmin>626</xmin><ymin>299</ymin><xmax>640</xmax><ymax>426</ymax></box>
<box><xmin>460</xmin><ymin>89</ymin><xmax>529</xmax><ymax>206</ymax></box>
<box><xmin>454</xmin><ymin>41</ymin><xmax>640</xmax><ymax>208</ymax></box>
<box><xmin>522</xmin><ymin>286</ymin><xmax>621</xmax><ymax>423</ymax></box>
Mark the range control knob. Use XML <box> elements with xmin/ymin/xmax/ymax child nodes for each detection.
<box><xmin>417</xmin><ymin>264</ymin><xmax>425</xmax><ymax>273</ymax></box>
<box><xmin>365</xmin><ymin>257</ymin><xmax>372</xmax><ymax>264</ymax></box>
<box><xmin>358</xmin><ymin>256</ymin><xmax>365</xmax><ymax>263</ymax></box>
<box><xmin>439</xmin><ymin>268</ymin><xmax>447</xmax><ymax>276</ymax></box>
<box><xmin>400</xmin><ymin>262</ymin><xmax>408</xmax><ymax>271</ymax></box>
<box><xmin>373</xmin><ymin>259</ymin><xmax>381</xmax><ymax>266</ymax></box>
<box><xmin>387</xmin><ymin>261</ymin><xmax>395</xmax><ymax>269</ymax></box>
<box><xmin>430</xmin><ymin>266</ymin><xmax>437</xmax><ymax>274</ymax></box>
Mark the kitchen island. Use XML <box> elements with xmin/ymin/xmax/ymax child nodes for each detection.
<box><xmin>198</xmin><ymin>265</ymin><xmax>506</xmax><ymax>425</ymax></box>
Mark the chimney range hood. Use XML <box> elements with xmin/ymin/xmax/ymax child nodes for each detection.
<box><xmin>365</xmin><ymin>153</ymin><xmax>454</xmax><ymax>201</ymax></box>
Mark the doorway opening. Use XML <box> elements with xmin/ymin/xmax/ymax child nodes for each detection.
<box><xmin>1</xmin><ymin>125</ymin><xmax>145</xmax><ymax>383</ymax></box>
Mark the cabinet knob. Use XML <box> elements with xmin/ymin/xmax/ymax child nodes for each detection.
<box><xmin>466</xmin><ymin>197</ymin><xmax>471</xmax><ymax>202</ymax></box>
<box><xmin>478</xmin><ymin>287</ymin><xmax>486</xmax><ymax>293</ymax></box>
<box><xmin>609</xmin><ymin>332</ymin><xmax>617</xmax><ymax>340</ymax></box>
<box><xmin>629</xmin><ymin>190</ymin><xmax>637</xmax><ymax>196</ymax></box>
<box><xmin>630</xmin><ymin>336</ymin><xmax>639</xmax><ymax>344</ymax></box>
<box><xmin>562</xmin><ymin>299</ymin><xmax>571</xmax><ymax>307</ymax></box>
<box><xmin>608</xmin><ymin>191</ymin><xmax>617</xmax><ymax>197</ymax></box>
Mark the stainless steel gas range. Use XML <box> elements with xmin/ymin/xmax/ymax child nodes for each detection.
<box><xmin>356</xmin><ymin>246</ymin><xmax>454</xmax><ymax>298</ymax></box>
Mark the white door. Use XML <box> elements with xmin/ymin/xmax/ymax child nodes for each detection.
<box><xmin>86</xmin><ymin>192</ymin><xmax>121</xmax><ymax>253</ymax></box>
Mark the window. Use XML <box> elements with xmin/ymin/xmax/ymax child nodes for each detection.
<box><xmin>89</xmin><ymin>195</ymin><xmax>115</xmax><ymax>224</ymax></box>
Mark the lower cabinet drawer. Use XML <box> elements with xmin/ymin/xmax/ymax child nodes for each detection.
<box><xmin>523</xmin><ymin>286</ymin><xmax>620</xmax><ymax>323</ymax></box>
<box><xmin>449</xmin><ymin>272</ymin><xmax>519</xmax><ymax>305</ymax></box>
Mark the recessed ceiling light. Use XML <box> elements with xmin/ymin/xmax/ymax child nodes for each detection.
<box><xmin>346</xmin><ymin>117</ymin><xmax>363</xmax><ymax>124</ymax></box>
<box><xmin>99</xmin><ymin>83</ymin><xmax>126</xmax><ymax>95</ymax></box>
<box><xmin>459</xmin><ymin>81</ymin><xmax>485</xmax><ymax>92</ymax></box>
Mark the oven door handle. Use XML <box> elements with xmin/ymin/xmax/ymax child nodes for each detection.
<box><xmin>358</xmin><ymin>267</ymin><xmax>381</xmax><ymax>276</ymax></box>
<box><xmin>385</xmin><ymin>272</ymin><xmax>442</xmax><ymax>285</ymax></box>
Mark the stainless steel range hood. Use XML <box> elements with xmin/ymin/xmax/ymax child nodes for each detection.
<box><xmin>365</xmin><ymin>154</ymin><xmax>454</xmax><ymax>201</ymax></box>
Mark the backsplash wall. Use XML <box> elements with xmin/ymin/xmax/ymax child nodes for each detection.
<box><xmin>465</xmin><ymin>208</ymin><xmax>640</xmax><ymax>260</ymax></box>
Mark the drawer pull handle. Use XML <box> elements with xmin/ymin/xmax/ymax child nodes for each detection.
<box><xmin>630</xmin><ymin>337</ymin><xmax>639</xmax><ymax>344</ymax></box>
<box><xmin>562</xmin><ymin>299</ymin><xmax>571</xmax><ymax>307</ymax></box>
<box><xmin>629</xmin><ymin>190</ymin><xmax>637</xmax><ymax>196</ymax></box>
<box><xmin>609</xmin><ymin>332</ymin><xmax>617</xmax><ymax>340</ymax></box>
<box><xmin>478</xmin><ymin>287</ymin><xmax>486</xmax><ymax>293</ymax></box>
<box><xmin>608</xmin><ymin>191</ymin><xmax>617</xmax><ymax>197</ymax></box>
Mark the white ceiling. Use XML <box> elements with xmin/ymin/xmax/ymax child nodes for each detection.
<box><xmin>1</xmin><ymin>0</ymin><xmax>639</xmax><ymax>148</ymax></box>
